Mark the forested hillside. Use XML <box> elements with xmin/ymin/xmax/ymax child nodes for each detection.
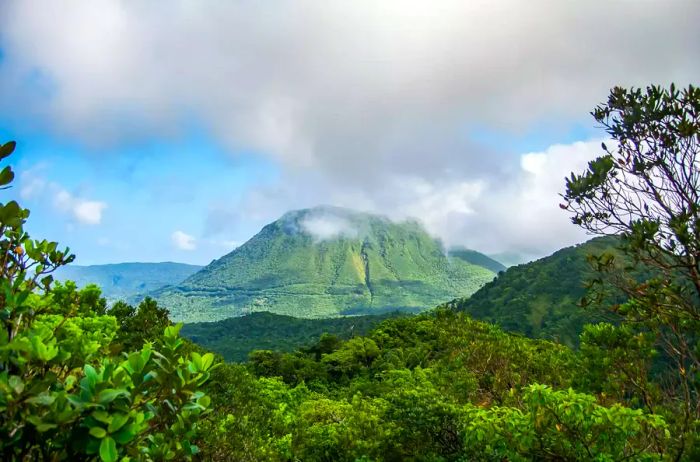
<box><xmin>443</xmin><ymin>236</ymin><xmax>621</xmax><ymax>346</ymax></box>
<box><xmin>181</xmin><ymin>311</ymin><xmax>404</xmax><ymax>362</ymax></box>
<box><xmin>448</xmin><ymin>247</ymin><xmax>507</xmax><ymax>273</ymax></box>
<box><xmin>196</xmin><ymin>308</ymin><xmax>673</xmax><ymax>460</ymax></box>
<box><xmin>156</xmin><ymin>206</ymin><xmax>497</xmax><ymax>322</ymax></box>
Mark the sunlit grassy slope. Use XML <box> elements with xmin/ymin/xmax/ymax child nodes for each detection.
<box><xmin>156</xmin><ymin>206</ymin><xmax>497</xmax><ymax>322</ymax></box>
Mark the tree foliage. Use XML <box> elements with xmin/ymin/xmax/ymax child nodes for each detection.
<box><xmin>564</xmin><ymin>84</ymin><xmax>700</xmax><ymax>458</ymax></box>
<box><xmin>0</xmin><ymin>141</ymin><xmax>215</xmax><ymax>461</ymax></box>
<box><xmin>195</xmin><ymin>308</ymin><xmax>670</xmax><ymax>461</ymax></box>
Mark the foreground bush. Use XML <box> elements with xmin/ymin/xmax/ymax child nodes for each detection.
<box><xmin>0</xmin><ymin>140</ymin><xmax>216</xmax><ymax>461</ymax></box>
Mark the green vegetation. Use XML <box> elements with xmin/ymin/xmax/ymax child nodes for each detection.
<box><xmin>0</xmin><ymin>142</ymin><xmax>214</xmax><ymax>461</ymax></box>
<box><xmin>444</xmin><ymin>236</ymin><xmax>620</xmax><ymax>347</ymax></box>
<box><xmin>563</xmin><ymin>84</ymin><xmax>700</xmax><ymax>456</ymax></box>
<box><xmin>3</xmin><ymin>83</ymin><xmax>699</xmax><ymax>460</ymax></box>
<box><xmin>181</xmin><ymin>311</ymin><xmax>405</xmax><ymax>362</ymax></box>
<box><xmin>185</xmin><ymin>84</ymin><xmax>698</xmax><ymax>460</ymax></box>
<box><xmin>54</xmin><ymin>262</ymin><xmax>202</xmax><ymax>303</ymax></box>
<box><xmin>448</xmin><ymin>247</ymin><xmax>507</xmax><ymax>273</ymax></box>
<box><xmin>196</xmin><ymin>309</ymin><xmax>671</xmax><ymax>461</ymax></box>
<box><xmin>155</xmin><ymin>207</ymin><xmax>497</xmax><ymax>322</ymax></box>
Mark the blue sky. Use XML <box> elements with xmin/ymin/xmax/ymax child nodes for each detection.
<box><xmin>0</xmin><ymin>1</ymin><xmax>697</xmax><ymax>265</ymax></box>
<box><xmin>2</xmin><ymin>122</ymin><xmax>278</xmax><ymax>264</ymax></box>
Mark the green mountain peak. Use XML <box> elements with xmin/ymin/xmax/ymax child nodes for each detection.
<box><xmin>155</xmin><ymin>207</ymin><xmax>497</xmax><ymax>322</ymax></box>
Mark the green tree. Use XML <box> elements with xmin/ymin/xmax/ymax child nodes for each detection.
<box><xmin>111</xmin><ymin>297</ymin><xmax>171</xmax><ymax>351</ymax></box>
<box><xmin>0</xmin><ymin>141</ymin><xmax>216</xmax><ymax>461</ymax></box>
<box><xmin>563</xmin><ymin>84</ymin><xmax>700</xmax><ymax>457</ymax></box>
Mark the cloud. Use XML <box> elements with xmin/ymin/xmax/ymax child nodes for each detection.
<box><xmin>300</xmin><ymin>212</ymin><xmax>359</xmax><ymax>241</ymax></box>
<box><xmin>171</xmin><ymin>230</ymin><xmax>197</xmax><ymax>251</ymax></box>
<box><xmin>1</xmin><ymin>1</ymin><xmax>697</xmax><ymax>260</ymax></box>
<box><xmin>209</xmin><ymin>138</ymin><xmax>602</xmax><ymax>261</ymax></box>
<box><xmin>19</xmin><ymin>175</ymin><xmax>47</xmax><ymax>200</ymax></box>
<box><xmin>17</xmin><ymin>164</ymin><xmax>108</xmax><ymax>225</ymax></box>
<box><xmin>53</xmin><ymin>189</ymin><xmax>107</xmax><ymax>225</ymax></box>
<box><xmin>1</xmin><ymin>1</ymin><xmax>697</xmax><ymax>168</ymax></box>
<box><xmin>455</xmin><ymin>139</ymin><xmax>604</xmax><ymax>258</ymax></box>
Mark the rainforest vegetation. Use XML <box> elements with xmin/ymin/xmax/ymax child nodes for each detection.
<box><xmin>1</xmin><ymin>84</ymin><xmax>699</xmax><ymax>460</ymax></box>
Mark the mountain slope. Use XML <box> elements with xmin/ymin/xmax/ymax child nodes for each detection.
<box><xmin>443</xmin><ymin>237</ymin><xmax>621</xmax><ymax>347</ymax></box>
<box><xmin>448</xmin><ymin>247</ymin><xmax>506</xmax><ymax>273</ymax></box>
<box><xmin>156</xmin><ymin>206</ymin><xmax>497</xmax><ymax>322</ymax></box>
<box><xmin>55</xmin><ymin>262</ymin><xmax>203</xmax><ymax>302</ymax></box>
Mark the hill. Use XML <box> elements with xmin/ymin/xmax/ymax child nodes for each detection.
<box><xmin>55</xmin><ymin>262</ymin><xmax>203</xmax><ymax>302</ymax></box>
<box><xmin>442</xmin><ymin>237</ymin><xmax>621</xmax><ymax>347</ymax></box>
<box><xmin>155</xmin><ymin>206</ymin><xmax>497</xmax><ymax>322</ymax></box>
<box><xmin>448</xmin><ymin>247</ymin><xmax>506</xmax><ymax>273</ymax></box>
<box><xmin>181</xmin><ymin>311</ymin><xmax>404</xmax><ymax>362</ymax></box>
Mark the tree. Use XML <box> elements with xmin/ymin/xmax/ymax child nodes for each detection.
<box><xmin>0</xmin><ymin>141</ymin><xmax>216</xmax><ymax>461</ymax></box>
<box><xmin>111</xmin><ymin>297</ymin><xmax>171</xmax><ymax>351</ymax></box>
<box><xmin>562</xmin><ymin>84</ymin><xmax>700</xmax><ymax>458</ymax></box>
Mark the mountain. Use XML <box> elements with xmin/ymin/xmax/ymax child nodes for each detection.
<box><xmin>55</xmin><ymin>262</ymin><xmax>203</xmax><ymax>302</ymax></box>
<box><xmin>181</xmin><ymin>311</ymin><xmax>404</xmax><ymax>362</ymax></box>
<box><xmin>442</xmin><ymin>236</ymin><xmax>621</xmax><ymax>347</ymax></box>
<box><xmin>448</xmin><ymin>247</ymin><xmax>506</xmax><ymax>273</ymax></box>
<box><xmin>155</xmin><ymin>206</ymin><xmax>497</xmax><ymax>322</ymax></box>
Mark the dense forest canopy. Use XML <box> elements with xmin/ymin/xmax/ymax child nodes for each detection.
<box><xmin>1</xmin><ymin>84</ymin><xmax>699</xmax><ymax>460</ymax></box>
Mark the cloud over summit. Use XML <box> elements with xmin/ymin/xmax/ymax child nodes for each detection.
<box><xmin>1</xmin><ymin>0</ymin><xmax>698</xmax><ymax>261</ymax></box>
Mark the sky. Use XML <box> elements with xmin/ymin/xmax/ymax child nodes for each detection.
<box><xmin>0</xmin><ymin>0</ymin><xmax>698</xmax><ymax>265</ymax></box>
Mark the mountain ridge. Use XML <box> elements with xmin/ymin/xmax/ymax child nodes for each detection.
<box><xmin>443</xmin><ymin>236</ymin><xmax>622</xmax><ymax>346</ymax></box>
<box><xmin>55</xmin><ymin>261</ymin><xmax>203</xmax><ymax>302</ymax></box>
<box><xmin>155</xmin><ymin>206</ymin><xmax>498</xmax><ymax>322</ymax></box>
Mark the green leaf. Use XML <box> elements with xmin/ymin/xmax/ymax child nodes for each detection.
<box><xmin>200</xmin><ymin>353</ymin><xmax>215</xmax><ymax>371</ymax></box>
<box><xmin>92</xmin><ymin>410</ymin><xmax>112</xmax><ymax>424</ymax></box>
<box><xmin>0</xmin><ymin>141</ymin><xmax>16</xmax><ymax>160</ymax></box>
<box><xmin>164</xmin><ymin>323</ymin><xmax>183</xmax><ymax>339</ymax></box>
<box><xmin>112</xmin><ymin>425</ymin><xmax>137</xmax><ymax>444</ymax></box>
<box><xmin>8</xmin><ymin>375</ymin><xmax>24</xmax><ymax>394</ymax></box>
<box><xmin>97</xmin><ymin>388</ymin><xmax>129</xmax><ymax>404</ymax></box>
<box><xmin>84</xmin><ymin>365</ymin><xmax>99</xmax><ymax>387</ymax></box>
<box><xmin>35</xmin><ymin>423</ymin><xmax>58</xmax><ymax>432</ymax></box>
<box><xmin>108</xmin><ymin>413</ymin><xmax>129</xmax><ymax>433</ymax></box>
<box><xmin>90</xmin><ymin>426</ymin><xmax>107</xmax><ymax>438</ymax></box>
<box><xmin>0</xmin><ymin>166</ymin><xmax>14</xmax><ymax>187</ymax></box>
<box><xmin>99</xmin><ymin>437</ymin><xmax>118</xmax><ymax>462</ymax></box>
<box><xmin>26</xmin><ymin>392</ymin><xmax>56</xmax><ymax>406</ymax></box>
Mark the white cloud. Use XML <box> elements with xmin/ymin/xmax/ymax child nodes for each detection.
<box><xmin>457</xmin><ymin>139</ymin><xmax>604</xmax><ymax>258</ymax></box>
<box><xmin>18</xmin><ymin>165</ymin><xmax>107</xmax><ymax>225</ymax></box>
<box><xmin>171</xmin><ymin>230</ymin><xmax>197</xmax><ymax>251</ymax></box>
<box><xmin>52</xmin><ymin>188</ymin><xmax>107</xmax><ymax>225</ymax></box>
<box><xmin>72</xmin><ymin>200</ymin><xmax>107</xmax><ymax>225</ymax></box>
<box><xmin>0</xmin><ymin>0</ymin><xmax>696</xmax><ymax>172</ymax></box>
<box><xmin>18</xmin><ymin>163</ymin><xmax>48</xmax><ymax>200</ymax></box>
<box><xmin>19</xmin><ymin>176</ymin><xmax>46</xmax><ymax>200</ymax></box>
<box><xmin>217</xmin><ymin>239</ymin><xmax>240</xmax><ymax>250</ymax></box>
<box><xmin>301</xmin><ymin>213</ymin><xmax>359</xmax><ymax>241</ymax></box>
<box><xmin>210</xmin><ymin>138</ymin><xmax>602</xmax><ymax>261</ymax></box>
<box><xmin>1</xmin><ymin>2</ymin><xmax>697</xmax><ymax>260</ymax></box>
